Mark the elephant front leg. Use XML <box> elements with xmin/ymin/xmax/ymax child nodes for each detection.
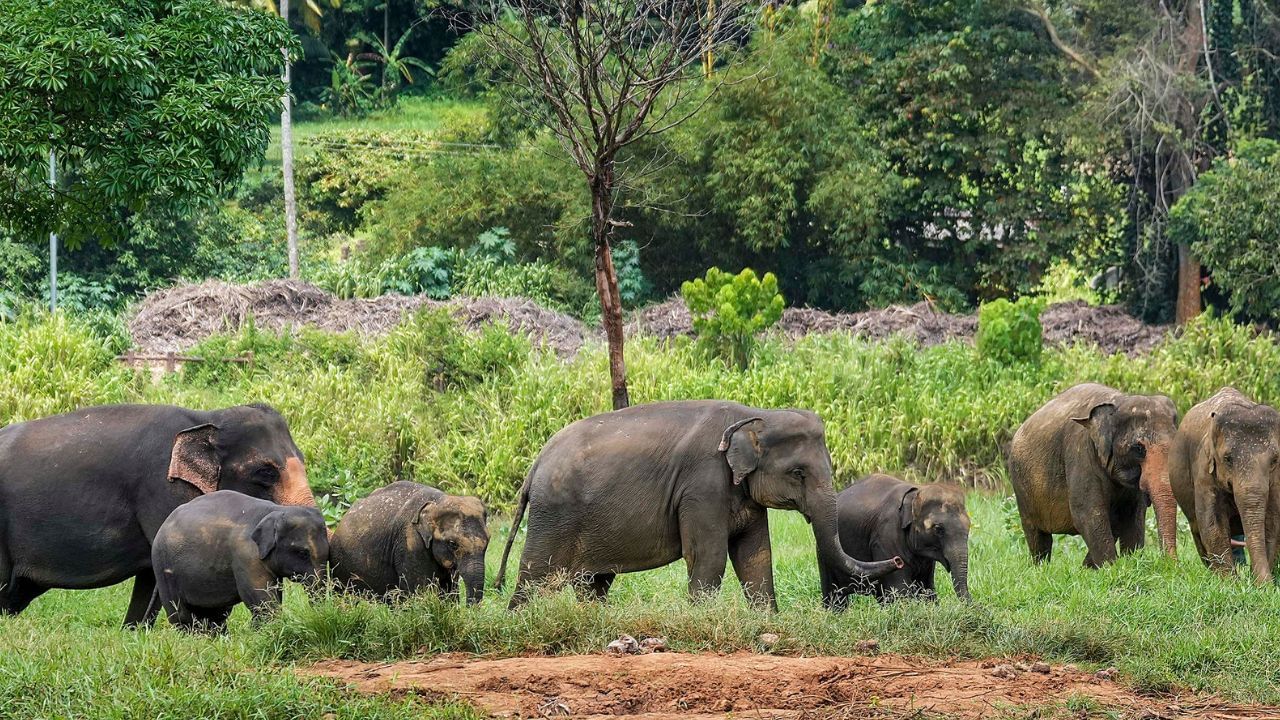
<box><xmin>235</xmin><ymin>564</ymin><xmax>283</xmax><ymax>624</ymax></box>
<box><xmin>1068</xmin><ymin>481</ymin><xmax>1117</xmax><ymax>568</ymax></box>
<box><xmin>728</xmin><ymin>517</ymin><xmax>776</xmax><ymax>611</ymax></box>
<box><xmin>679</xmin><ymin>506</ymin><xmax>728</xmax><ymax>602</ymax></box>
<box><xmin>123</xmin><ymin>570</ymin><xmax>158</xmax><ymax>629</ymax></box>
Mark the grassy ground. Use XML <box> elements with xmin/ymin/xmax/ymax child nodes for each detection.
<box><xmin>5</xmin><ymin>496</ymin><xmax>1280</xmax><ymax>717</ymax></box>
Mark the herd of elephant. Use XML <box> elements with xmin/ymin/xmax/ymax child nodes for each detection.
<box><xmin>0</xmin><ymin>382</ymin><xmax>1272</xmax><ymax>630</ymax></box>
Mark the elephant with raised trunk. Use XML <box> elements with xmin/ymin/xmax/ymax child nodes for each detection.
<box><xmin>1009</xmin><ymin>383</ymin><xmax>1178</xmax><ymax>566</ymax></box>
<box><xmin>821</xmin><ymin>474</ymin><xmax>970</xmax><ymax>606</ymax></box>
<box><xmin>330</xmin><ymin>481</ymin><xmax>490</xmax><ymax>604</ymax></box>
<box><xmin>0</xmin><ymin>403</ymin><xmax>315</xmax><ymax>625</ymax></box>
<box><xmin>497</xmin><ymin>401</ymin><xmax>903</xmax><ymax>610</ymax></box>
<box><xmin>1171</xmin><ymin>387</ymin><xmax>1280</xmax><ymax>583</ymax></box>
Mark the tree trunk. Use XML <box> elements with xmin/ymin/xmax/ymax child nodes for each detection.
<box><xmin>1175</xmin><ymin>244</ymin><xmax>1201</xmax><ymax>324</ymax></box>
<box><xmin>590</xmin><ymin>167</ymin><xmax>629</xmax><ymax>410</ymax></box>
<box><xmin>280</xmin><ymin>0</ymin><xmax>300</xmax><ymax>279</ymax></box>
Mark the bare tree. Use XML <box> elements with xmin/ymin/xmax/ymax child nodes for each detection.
<box><xmin>281</xmin><ymin>0</ymin><xmax>300</xmax><ymax>278</ymax></box>
<box><xmin>461</xmin><ymin>0</ymin><xmax>755</xmax><ymax>409</ymax></box>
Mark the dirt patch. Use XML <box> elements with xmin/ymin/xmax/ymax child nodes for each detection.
<box><xmin>305</xmin><ymin>652</ymin><xmax>1269</xmax><ymax>719</ymax></box>
<box><xmin>628</xmin><ymin>298</ymin><xmax>1171</xmax><ymax>356</ymax></box>
<box><xmin>128</xmin><ymin>280</ymin><xmax>589</xmax><ymax>358</ymax></box>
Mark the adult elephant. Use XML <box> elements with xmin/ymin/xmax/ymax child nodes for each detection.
<box><xmin>1009</xmin><ymin>383</ymin><xmax>1178</xmax><ymax>567</ymax></box>
<box><xmin>496</xmin><ymin>401</ymin><xmax>902</xmax><ymax>610</ymax></box>
<box><xmin>0</xmin><ymin>403</ymin><xmax>315</xmax><ymax>625</ymax></box>
<box><xmin>1170</xmin><ymin>387</ymin><xmax>1280</xmax><ymax>583</ymax></box>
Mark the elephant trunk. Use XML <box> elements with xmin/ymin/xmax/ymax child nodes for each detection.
<box><xmin>1141</xmin><ymin>442</ymin><xmax>1177</xmax><ymax>557</ymax></box>
<box><xmin>810</xmin><ymin>494</ymin><xmax>901</xmax><ymax>581</ymax></box>
<box><xmin>1240</xmin><ymin>488</ymin><xmax>1272</xmax><ymax>585</ymax></box>
<box><xmin>944</xmin><ymin>539</ymin><xmax>970</xmax><ymax>601</ymax></box>
<box><xmin>460</xmin><ymin>556</ymin><xmax>486</xmax><ymax>605</ymax></box>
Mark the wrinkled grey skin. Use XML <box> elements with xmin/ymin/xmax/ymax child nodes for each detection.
<box><xmin>1171</xmin><ymin>387</ymin><xmax>1280</xmax><ymax>584</ymax></box>
<box><xmin>821</xmin><ymin>474</ymin><xmax>971</xmax><ymax>607</ymax></box>
<box><xmin>152</xmin><ymin>491</ymin><xmax>328</xmax><ymax>632</ymax></box>
<box><xmin>1009</xmin><ymin>383</ymin><xmax>1178</xmax><ymax>567</ymax></box>
<box><xmin>329</xmin><ymin>481</ymin><xmax>489</xmax><ymax>604</ymax></box>
<box><xmin>497</xmin><ymin>401</ymin><xmax>902</xmax><ymax>610</ymax></box>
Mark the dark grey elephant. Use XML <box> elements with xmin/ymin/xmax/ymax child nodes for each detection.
<box><xmin>152</xmin><ymin>490</ymin><xmax>328</xmax><ymax>631</ymax></box>
<box><xmin>0</xmin><ymin>403</ymin><xmax>316</xmax><ymax>625</ymax></box>
<box><xmin>1009</xmin><ymin>383</ymin><xmax>1178</xmax><ymax>566</ymax></box>
<box><xmin>1171</xmin><ymin>387</ymin><xmax>1280</xmax><ymax>583</ymax></box>
<box><xmin>821</xmin><ymin>474</ymin><xmax>970</xmax><ymax>606</ymax></box>
<box><xmin>496</xmin><ymin>401</ymin><xmax>902</xmax><ymax>610</ymax></box>
<box><xmin>329</xmin><ymin>481</ymin><xmax>489</xmax><ymax>604</ymax></box>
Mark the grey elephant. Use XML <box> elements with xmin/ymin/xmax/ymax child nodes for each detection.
<box><xmin>152</xmin><ymin>491</ymin><xmax>328</xmax><ymax>631</ymax></box>
<box><xmin>1171</xmin><ymin>387</ymin><xmax>1280</xmax><ymax>583</ymax></box>
<box><xmin>329</xmin><ymin>481</ymin><xmax>489</xmax><ymax>604</ymax></box>
<box><xmin>821</xmin><ymin>474</ymin><xmax>970</xmax><ymax>607</ymax></box>
<box><xmin>1009</xmin><ymin>383</ymin><xmax>1178</xmax><ymax>566</ymax></box>
<box><xmin>496</xmin><ymin>401</ymin><xmax>903</xmax><ymax>610</ymax></box>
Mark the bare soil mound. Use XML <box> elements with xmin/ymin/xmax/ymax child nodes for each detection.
<box><xmin>628</xmin><ymin>298</ymin><xmax>1171</xmax><ymax>356</ymax></box>
<box><xmin>305</xmin><ymin>652</ymin><xmax>1268</xmax><ymax>719</ymax></box>
<box><xmin>128</xmin><ymin>280</ymin><xmax>589</xmax><ymax>358</ymax></box>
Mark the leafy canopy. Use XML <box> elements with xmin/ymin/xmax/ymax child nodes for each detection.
<box><xmin>682</xmin><ymin>267</ymin><xmax>784</xmax><ymax>370</ymax></box>
<box><xmin>0</xmin><ymin>0</ymin><xmax>298</xmax><ymax>248</ymax></box>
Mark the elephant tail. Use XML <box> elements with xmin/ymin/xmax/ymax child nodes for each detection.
<box><xmin>496</xmin><ymin>467</ymin><xmax>534</xmax><ymax>591</ymax></box>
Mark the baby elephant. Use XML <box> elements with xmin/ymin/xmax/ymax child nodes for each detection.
<box><xmin>329</xmin><ymin>481</ymin><xmax>489</xmax><ymax>604</ymax></box>
<box><xmin>152</xmin><ymin>490</ymin><xmax>329</xmax><ymax>631</ymax></box>
<box><xmin>820</xmin><ymin>474</ymin><xmax>971</xmax><ymax>606</ymax></box>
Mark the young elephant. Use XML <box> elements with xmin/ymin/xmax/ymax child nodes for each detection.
<box><xmin>821</xmin><ymin>474</ymin><xmax>971</xmax><ymax>606</ymax></box>
<box><xmin>152</xmin><ymin>491</ymin><xmax>328</xmax><ymax>631</ymax></box>
<box><xmin>498</xmin><ymin>401</ymin><xmax>902</xmax><ymax>610</ymax></box>
<box><xmin>329</xmin><ymin>481</ymin><xmax>489</xmax><ymax>604</ymax></box>
<box><xmin>1171</xmin><ymin>387</ymin><xmax>1280</xmax><ymax>583</ymax></box>
<box><xmin>1009</xmin><ymin>383</ymin><xmax>1178</xmax><ymax>567</ymax></box>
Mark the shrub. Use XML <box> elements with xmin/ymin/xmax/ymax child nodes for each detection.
<box><xmin>977</xmin><ymin>297</ymin><xmax>1044</xmax><ymax>365</ymax></box>
<box><xmin>681</xmin><ymin>268</ymin><xmax>785</xmax><ymax>369</ymax></box>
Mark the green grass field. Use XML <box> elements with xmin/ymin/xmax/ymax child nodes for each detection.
<box><xmin>5</xmin><ymin>499</ymin><xmax>1280</xmax><ymax>717</ymax></box>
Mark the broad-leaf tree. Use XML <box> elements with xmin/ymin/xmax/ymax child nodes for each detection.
<box><xmin>0</xmin><ymin>0</ymin><xmax>298</xmax><ymax>249</ymax></box>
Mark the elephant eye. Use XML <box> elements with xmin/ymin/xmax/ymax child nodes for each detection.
<box><xmin>789</xmin><ymin>467</ymin><xmax>805</xmax><ymax>481</ymax></box>
<box><xmin>256</xmin><ymin>465</ymin><xmax>280</xmax><ymax>481</ymax></box>
<box><xmin>1129</xmin><ymin>443</ymin><xmax>1146</xmax><ymax>459</ymax></box>
<box><xmin>934</xmin><ymin>524</ymin><xmax>946</xmax><ymax>536</ymax></box>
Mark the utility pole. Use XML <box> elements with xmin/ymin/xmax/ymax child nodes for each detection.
<box><xmin>280</xmin><ymin>0</ymin><xmax>299</xmax><ymax>278</ymax></box>
<box><xmin>48</xmin><ymin>149</ymin><xmax>57</xmax><ymax>311</ymax></box>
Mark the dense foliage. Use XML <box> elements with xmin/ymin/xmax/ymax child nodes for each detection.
<box><xmin>682</xmin><ymin>267</ymin><xmax>785</xmax><ymax>369</ymax></box>
<box><xmin>1171</xmin><ymin>138</ymin><xmax>1280</xmax><ymax>322</ymax></box>
<box><xmin>977</xmin><ymin>297</ymin><xmax>1045</xmax><ymax>366</ymax></box>
<box><xmin>0</xmin><ymin>0</ymin><xmax>297</xmax><ymax>248</ymax></box>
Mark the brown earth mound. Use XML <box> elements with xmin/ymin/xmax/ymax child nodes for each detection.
<box><xmin>128</xmin><ymin>280</ymin><xmax>589</xmax><ymax>358</ymax></box>
<box><xmin>305</xmin><ymin>652</ymin><xmax>1271</xmax><ymax>719</ymax></box>
<box><xmin>628</xmin><ymin>298</ymin><xmax>1171</xmax><ymax>356</ymax></box>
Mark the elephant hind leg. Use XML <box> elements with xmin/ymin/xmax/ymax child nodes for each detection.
<box><xmin>573</xmin><ymin>572</ymin><xmax>615</xmax><ymax>602</ymax></box>
<box><xmin>1022</xmin><ymin>520</ymin><xmax>1053</xmax><ymax>564</ymax></box>
<box><xmin>190</xmin><ymin>605</ymin><xmax>234</xmax><ymax>634</ymax></box>
<box><xmin>0</xmin><ymin>575</ymin><xmax>47</xmax><ymax>616</ymax></box>
<box><xmin>507</xmin><ymin>539</ymin><xmax>576</xmax><ymax>610</ymax></box>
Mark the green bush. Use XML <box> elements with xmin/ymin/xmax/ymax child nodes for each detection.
<box><xmin>977</xmin><ymin>297</ymin><xmax>1045</xmax><ymax>365</ymax></box>
<box><xmin>1170</xmin><ymin>138</ymin><xmax>1280</xmax><ymax>323</ymax></box>
<box><xmin>681</xmin><ymin>268</ymin><xmax>785</xmax><ymax>369</ymax></box>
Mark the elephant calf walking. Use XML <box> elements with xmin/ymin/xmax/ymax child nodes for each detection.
<box><xmin>1171</xmin><ymin>387</ymin><xmax>1280</xmax><ymax>583</ymax></box>
<box><xmin>496</xmin><ymin>401</ymin><xmax>902</xmax><ymax>610</ymax></box>
<box><xmin>821</xmin><ymin>474</ymin><xmax>970</xmax><ymax>606</ymax></box>
<box><xmin>1009</xmin><ymin>383</ymin><xmax>1178</xmax><ymax>567</ymax></box>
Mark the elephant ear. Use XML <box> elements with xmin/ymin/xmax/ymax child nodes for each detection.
<box><xmin>1071</xmin><ymin>402</ymin><xmax>1117</xmax><ymax>467</ymax></box>
<box><xmin>251</xmin><ymin>511</ymin><xmax>283</xmax><ymax>560</ymax></box>
<box><xmin>899</xmin><ymin>487</ymin><xmax>920</xmax><ymax>531</ymax></box>
<box><xmin>718</xmin><ymin>417</ymin><xmax>764</xmax><ymax>486</ymax></box>
<box><xmin>411</xmin><ymin>499</ymin><xmax>436</xmax><ymax>550</ymax></box>
<box><xmin>168</xmin><ymin>423</ymin><xmax>221</xmax><ymax>495</ymax></box>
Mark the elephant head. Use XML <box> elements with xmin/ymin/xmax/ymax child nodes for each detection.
<box><xmin>168</xmin><ymin>404</ymin><xmax>316</xmax><ymax>507</ymax></box>
<box><xmin>1204</xmin><ymin>397</ymin><xmax>1280</xmax><ymax>583</ymax></box>
<box><xmin>415</xmin><ymin>495</ymin><xmax>489</xmax><ymax>604</ymax></box>
<box><xmin>253</xmin><ymin>505</ymin><xmax>330</xmax><ymax>589</ymax></box>
<box><xmin>902</xmin><ymin>484</ymin><xmax>971</xmax><ymax>600</ymax></box>
<box><xmin>721</xmin><ymin>412</ymin><xmax>902</xmax><ymax>582</ymax></box>
<box><xmin>1073</xmin><ymin>393</ymin><xmax>1179</xmax><ymax>556</ymax></box>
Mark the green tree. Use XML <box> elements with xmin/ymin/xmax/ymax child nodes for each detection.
<box><xmin>1170</xmin><ymin>138</ymin><xmax>1280</xmax><ymax>323</ymax></box>
<box><xmin>682</xmin><ymin>267</ymin><xmax>785</xmax><ymax>370</ymax></box>
<box><xmin>0</xmin><ymin>0</ymin><xmax>298</xmax><ymax>249</ymax></box>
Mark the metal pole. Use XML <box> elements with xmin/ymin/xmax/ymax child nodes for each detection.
<box><xmin>48</xmin><ymin>149</ymin><xmax>57</xmax><ymax>312</ymax></box>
